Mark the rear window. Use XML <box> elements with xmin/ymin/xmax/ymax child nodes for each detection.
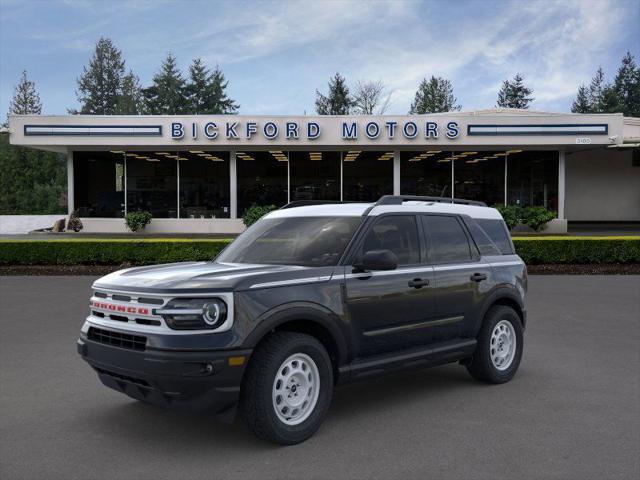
<box><xmin>423</xmin><ymin>215</ymin><xmax>472</xmax><ymax>263</ymax></box>
<box><xmin>476</xmin><ymin>219</ymin><xmax>513</xmax><ymax>255</ymax></box>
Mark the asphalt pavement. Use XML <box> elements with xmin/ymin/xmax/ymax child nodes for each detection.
<box><xmin>1</xmin><ymin>275</ymin><xmax>638</xmax><ymax>480</ymax></box>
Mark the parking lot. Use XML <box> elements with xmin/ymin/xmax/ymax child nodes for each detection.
<box><xmin>1</xmin><ymin>275</ymin><xmax>638</xmax><ymax>480</ymax></box>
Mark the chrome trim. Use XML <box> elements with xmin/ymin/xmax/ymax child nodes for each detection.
<box><xmin>249</xmin><ymin>276</ymin><xmax>332</xmax><ymax>290</ymax></box>
<box><xmin>155</xmin><ymin>308</ymin><xmax>203</xmax><ymax>315</ymax></box>
<box><xmin>489</xmin><ymin>261</ymin><xmax>524</xmax><ymax>267</ymax></box>
<box><xmin>433</xmin><ymin>262</ymin><xmax>483</xmax><ymax>271</ymax></box>
<box><xmin>345</xmin><ymin>266</ymin><xmax>431</xmax><ymax>279</ymax></box>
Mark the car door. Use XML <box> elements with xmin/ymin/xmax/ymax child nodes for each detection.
<box><xmin>421</xmin><ymin>214</ymin><xmax>492</xmax><ymax>341</ymax></box>
<box><xmin>343</xmin><ymin>214</ymin><xmax>436</xmax><ymax>357</ymax></box>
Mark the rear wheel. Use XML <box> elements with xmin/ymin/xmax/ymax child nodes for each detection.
<box><xmin>240</xmin><ymin>332</ymin><xmax>333</xmax><ymax>445</ymax></box>
<box><xmin>466</xmin><ymin>305</ymin><xmax>523</xmax><ymax>383</ymax></box>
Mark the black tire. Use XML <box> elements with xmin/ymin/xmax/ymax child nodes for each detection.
<box><xmin>240</xmin><ymin>332</ymin><xmax>333</xmax><ymax>445</ymax></box>
<box><xmin>466</xmin><ymin>305</ymin><xmax>523</xmax><ymax>384</ymax></box>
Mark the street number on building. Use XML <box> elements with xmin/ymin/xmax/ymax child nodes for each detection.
<box><xmin>576</xmin><ymin>137</ymin><xmax>592</xmax><ymax>144</ymax></box>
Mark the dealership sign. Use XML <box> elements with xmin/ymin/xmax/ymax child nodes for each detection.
<box><xmin>170</xmin><ymin>120</ymin><xmax>461</xmax><ymax>141</ymax></box>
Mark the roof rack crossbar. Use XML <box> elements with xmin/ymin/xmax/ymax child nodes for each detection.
<box><xmin>373</xmin><ymin>195</ymin><xmax>487</xmax><ymax>207</ymax></box>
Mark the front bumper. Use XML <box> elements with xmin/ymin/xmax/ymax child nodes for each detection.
<box><xmin>77</xmin><ymin>335</ymin><xmax>251</xmax><ymax>417</ymax></box>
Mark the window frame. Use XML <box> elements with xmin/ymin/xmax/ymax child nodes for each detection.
<box><xmin>343</xmin><ymin>213</ymin><xmax>425</xmax><ymax>267</ymax></box>
<box><xmin>420</xmin><ymin>213</ymin><xmax>481</xmax><ymax>265</ymax></box>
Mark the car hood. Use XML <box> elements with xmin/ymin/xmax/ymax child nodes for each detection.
<box><xmin>92</xmin><ymin>261</ymin><xmax>328</xmax><ymax>293</ymax></box>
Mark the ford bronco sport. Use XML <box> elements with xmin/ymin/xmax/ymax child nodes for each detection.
<box><xmin>78</xmin><ymin>195</ymin><xmax>526</xmax><ymax>444</ymax></box>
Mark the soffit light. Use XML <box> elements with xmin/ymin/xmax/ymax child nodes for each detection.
<box><xmin>437</xmin><ymin>159</ymin><xmax>451</xmax><ymax>163</ymax></box>
<box><xmin>110</xmin><ymin>150</ymin><xmax>125</xmax><ymax>154</ymax></box>
<box><xmin>344</xmin><ymin>150</ymin><xmax>361</xmax><ymax>162</ymax></box>
<box><xmin>506</xmin><ymin>150</ymin><xmax>523</xmax><ymax>154</ymax></box>
<box><xmin>310</xmin><ymin>152</ymin><xmax>322</xmax><ymax>161</ymax></box>
<box><xmin>147</xmin><ymin>158</ymin><xmax>161</xmax><ymax>162</ymax></box>
<box><xmin>427</xmin><ymin>150</ymin><xmax>442</xmax><ymax>154</ymax></box>
<box><xmin>135</xmin><ymin>156</ymin><xmax>149</xmax><ymax>159</ymax></box>
<box><xmin>378</xmin><ymin>152</ymin><xmax>394</xmax><ymax>161</ymax></box>
<box><xmin>189</xmin><ymin>150</ymin><xmax>204</xmax><ymax>154</ymax></box>
<box><xmin>125</xmin><ymin>153</ymin><xmax>137</xmax><ymax>157</ymax></box>
<box><xmin>155</xmin><ymin>152</ymin><xmax>170</xmax><ymax>155</ymax></box>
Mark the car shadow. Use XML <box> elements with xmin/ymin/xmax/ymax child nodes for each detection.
<box><xmin>82</xmin><ymin>363</ymin><xmax>485</xmax><ymax>450</ymax></box>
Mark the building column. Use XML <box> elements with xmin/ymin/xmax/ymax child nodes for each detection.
<box><xmin>393</xmin><ymin>150</ymin><xmax>400</xmax><ymax>195</ymax></box>
<box><xmin>230</xmin><ymin>150</ymin><xmax>237</xmax><ymax>219</ymax></box>
<box><xmin>66</xmin><ymin>149</ymin><xmax>74</xmax><ymax>216</ymax></box>
<box><xmin>558</xmin><ymin>149</ymin><xmax>566</xmax><ymax>220</ymax></box>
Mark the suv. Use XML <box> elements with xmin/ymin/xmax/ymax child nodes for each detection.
<box><xmin>78</xmin><ymin>195</ymin><xmax>526</xmax><ymax>445</ymax></box>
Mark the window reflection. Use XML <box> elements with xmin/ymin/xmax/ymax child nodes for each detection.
<box><xmin>401</xmin><ymin>151</ymin><xmax>452</xmax><ymax>197</ymax></box>
<box><xmin>507</xmin><ymin>151</ymin><xmax>558</xmax><ymax>210</ymax></box>
<box><xmin>454</xmin><ymin>151</ymin><xmax>505</xmax><ymax>205</ymax></box>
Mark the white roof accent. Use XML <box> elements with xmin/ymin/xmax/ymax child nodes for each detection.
<box><xmin>264</xmin><ymin>201</ymin><xmax>503</xmax><ymax>220</ymax></box>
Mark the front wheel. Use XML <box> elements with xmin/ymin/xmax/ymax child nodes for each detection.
<box><xmin>240</xmin><ymin>332</ymin><xmax>333</xmax><ymax>445</ymax></box>
<box><xmin>466</xmin><ymin>305</ymin><xmax>523</xmax><ymax>384</ymax></box>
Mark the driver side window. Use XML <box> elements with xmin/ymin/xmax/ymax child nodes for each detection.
<box><xmin>359</xmin><ymin>215</ymin><xmax>420</xmax><ymax>265</ymax></box>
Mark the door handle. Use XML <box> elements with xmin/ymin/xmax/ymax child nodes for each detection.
<box><xmin>470</xmin><ymin>272</ymin><xmax>488</xmax><ymax>282</ymax></box>
<box><xmin>408</xmin><ymin>278</ymin><xmax>430</xmax><ymax>288</ymax></box>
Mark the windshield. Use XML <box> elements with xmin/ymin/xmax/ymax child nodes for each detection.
<box><xmin>217</xmin><ymin>216</ymin><xmax>363</xmax><ymax>267</ymax></box>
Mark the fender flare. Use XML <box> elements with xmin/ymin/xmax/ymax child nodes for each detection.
<box><xmin>474</xmin><ymin>286</ymin><xmax>526</xmax><ymax>334</ymax></box>
<box><xmin>243</xmin><ymin>301</ymin><xmax>350</xmax><ymax>366</ymax></box>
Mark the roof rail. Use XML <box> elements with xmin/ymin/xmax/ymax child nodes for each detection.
<box><xmin>279</xmin><ymin>200</ymin><xmax>359</xmax><ymax>210</ymax></box>
<box><xmin>373</xmin><ymin>195</ymin><xmax>487</xmax><ymax>207</ymax></box>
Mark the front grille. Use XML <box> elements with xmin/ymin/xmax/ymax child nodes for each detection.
<box><xmin>87</xmin><ymin>327</ymin><xmax>146</xmax><ymax>351</ymax></box>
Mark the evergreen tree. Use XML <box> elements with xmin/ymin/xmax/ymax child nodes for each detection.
<box><xmin>143</xmin><ymin>53</ymin><xmax>188</xmax><ymax>114</ymax></box>
<box><xmin>185</xmin><ymin>59</ymin><xmax>239</xmax><ymax>114</ymax></box>
<box><xmin>409</xmin><ymin>76</ymin><xmax>460</xmax><ymax>114</ymax></box>
<box><xmin>613</xmin><ymin>51</ymin><xmax>640</xmax><ymax>117</ymax></box>
<box><xmin>315</xmin><ymin>73</ymin><xmax>353</xmax><ymax>115</ymax></box>
<box><xmin>116</xmin><ymin>71</ymin><xmax>144</xmax><ymax>115</ymax></box>
<box><xmin>75</xmin><ymin>37</ymin><xmax>126</xmax><ymax>114</ymax></box>
<box><xmin>496</xmin><ymin>74</ymin><xmax>534</xmax><ymax>109</ymax></box>
<box><xmin>8</xmin><ymin>70</ymin><xmax>42</xmax><ymax>116</ymax></box>
<box><xmin>571</xmin><ymin>85</ymin><xmax>591</xmax><ymax>113</ymax></box>
<box><xmin>587</xmin><ymin>66</ymin><xmax>607</xmax><ymax>112</ymax></box>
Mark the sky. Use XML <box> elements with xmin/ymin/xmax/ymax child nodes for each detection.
<box><xmin>0</xmin><ymin>0</ymin><xmax>638</xmax><ymax>117</ymax></box>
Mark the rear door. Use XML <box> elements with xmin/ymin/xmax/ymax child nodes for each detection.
<box><xmin>343</xmin><ymin>214</ymin><xmax>436</xmax><ymax>357</ymax></box>
<box><xmin>421</xmin><ymin>214</ymin><xmax>492</xmax><ymax>341</ymax></box>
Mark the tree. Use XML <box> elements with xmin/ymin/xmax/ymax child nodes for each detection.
<box><xmin>185</xmin><ymin>59</ymin><xmax>239</xmax><ymax>114</ymax></box>
<box><xmin>116</xmin><ymin>71</ymin><xmax>144</xmax><ymax>115</ymax></box>
<box><xmin>613</xmin><ymin>51</ymin><xmax>640</xmax><ymax>117</ymax></box>
<box><xmin>8</xmin><ymin>70</ymin><xmax>42</xmax><ymax>117</ymax></box>
<box><xmin>496</xmin><ymin>74</ymin><xmax>534</xmax><ymax>109</ymax></box>
<box><xmin>571</xmin><ymin>85</ymin><xmax>591</xmax><ymax>113</ymax></box>
<box><xmin>353</xmin><ymin>80</ymin><xmax>391</xmax><ymax>114</ymax></box>
<box><xmin>75</xmin><ymin>37</ymin><xmax>126</xmax><ymax>114</ymax></box>
<box><xmin>143</xmin><ymin>53</ymin><xmax>188</xmax><ymax>114</ymax></box>
<box><xmin>409</xmin><ymin>76</ymin><xmax>460</xmax><ymax>114</ymax></box>
<box><xmin>587</xmin><ymin>67</ymin><xmax>608</xmax><ymax>112</ymax></box>
<box><xmin>315</xmin><ymin>73</ymin><xmax>353</xmax><ymax>115</ymax></box>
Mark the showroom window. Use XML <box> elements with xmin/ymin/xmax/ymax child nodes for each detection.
<box><xmin>73</xmin><ymin>151</ymin><xmax>125</xmax><ymax>218</ymax></box>
<box><xmin>453</xmin><ymin>151</ymin><xmax>505</xmax><ymax>206</ymax></box>
<box><xmin>343</xmin><ymin>151</ymin><xmax>393</xmax><ymax>201</ymax></box>
<box><xmin>237</xmin><ymin>150</ymin><xmax>288</xmax><ymax>215</ymax></box>
<box><xmin>507</xmin><ymin>150</ymin><xmax>558</xmax><ymax>210</ymax></box>
<box><xmin>401</xmin><ymin>151</ymin><xmax>452</xmax><ymax>198</ymax></box>
<box><xmin>289</xmin><ymin>151</ymin><xmax>340</xmax><ymax>201</ymax></box>
<box><xmin>126</xmin><ymin>152</ymin><xmax>177</xmax><ymax>218</ymax></box>
<box><xmin>178</xmin><ymin>151</ymin><xmax>230</xmax><ymax>218</ymax></box>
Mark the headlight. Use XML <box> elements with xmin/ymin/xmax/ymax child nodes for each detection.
<box><xmin>156</xmin><ymin>298</ymin><xmax>228</xmax><ymax>330</ymax></box>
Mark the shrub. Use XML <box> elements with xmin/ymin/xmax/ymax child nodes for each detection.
<box><xmin>125</xmin><ymin>211</ymin><xmax>153</xmax><ymax>232</ymax></box>
<box><xmin>494</xmin><ymin>204</ymin><xmax>556</xmax><ymax>231</ymax></box>
<box><xmin>511</xmin><ymin>237</ymin><xmax>640</xmax><ymax>264</ymax></box>
<box><xmin>66</xmin><ymin>210</ymin><xmax>83</xmax><ymax>232</ymax></box>
<box><xmin>242</xmin><ymin>204</ymin><xmax>277</xmax><ymax>227</ymax></box>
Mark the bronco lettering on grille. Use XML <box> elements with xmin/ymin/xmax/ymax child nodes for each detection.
<box><xmin>89</xmin><ymin>300</ymin><xmax>149</xmax><ymax>315</ymax></box>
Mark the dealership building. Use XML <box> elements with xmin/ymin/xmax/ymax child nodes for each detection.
<box><xmin>8</xmin><ymin>109</ymin><xmax>640</xmax><ymax>233</ymax></box>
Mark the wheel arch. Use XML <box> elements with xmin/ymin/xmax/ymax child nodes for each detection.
<box><xmin>476</xmin><ymin>287</ymin><xmax>526</xmax><ymax>333</ymax></box>
<box><xmin>244</xmin><ymin>302</ymin><xmax>350</xmax><ymax>373</ymax></box>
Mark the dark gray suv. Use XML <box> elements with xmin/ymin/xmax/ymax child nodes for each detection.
<box><xmin>78</xmin><ymin>195</ymin><xmax>527</xmax><ymax>444</ymax></box>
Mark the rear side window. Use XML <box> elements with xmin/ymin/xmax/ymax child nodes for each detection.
<box><xmin>360</xmin><ymin>215</ymin><xmax>420</xmax><ymax>265</ymax></box>
<box><xmin>464</xmin><ymin>218</ymin><xmax>502</xmax><ymax>256</ymax></box>
<box><xmin>476</xmin><ymin>219</ymin><xmax>513</xmax><ymax>255</ymax></box>
<box><xmin>423</xmin><ymin>215</ymin><xmax>472</xmax><ymax>263</ymax></box>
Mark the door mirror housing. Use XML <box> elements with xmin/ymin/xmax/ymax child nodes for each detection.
<box><xmin>354</xmin><ymin>249</ymin><xmax>398</xmax><ymax>272</ymax></box>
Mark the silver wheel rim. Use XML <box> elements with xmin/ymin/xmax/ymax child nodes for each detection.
<box><xmin>272</xmin><ymin>353</ymin><xmax>320</xmax><ymax>426</ymax></box>
<box><xmin>490</xmin><ymin>320</ymin><xmax>517</xmax><ymax>371</ymax></box>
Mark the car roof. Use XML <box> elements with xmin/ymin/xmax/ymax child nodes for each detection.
<box><xmin>266</xmin><ymin>201</ymin><xmax>503</xmax><ymax>220</ymax></box>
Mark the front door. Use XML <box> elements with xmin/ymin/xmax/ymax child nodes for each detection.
<box><xmin>343</xmin><ymin>214</ymin><xmax>435</xmax><ymax>358</ymax></box>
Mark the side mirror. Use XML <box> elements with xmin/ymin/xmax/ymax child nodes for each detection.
<box><xmin>354</xmin><ymin>249</ymin><xmax>398</xmax><ymax>272</ymax></box>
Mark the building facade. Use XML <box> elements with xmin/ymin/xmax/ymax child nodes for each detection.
<box><xmin>8</xmin><ymin>109</ymin><xmax>640</xmax><ymax>233</ymax></box>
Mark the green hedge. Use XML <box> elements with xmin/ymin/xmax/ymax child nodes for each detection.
<box><xmin>512</xmin><ymin>237</ymin><xmax>640</xmax><ymax>265</ymax></box>
<box><xmin>0</xmin><ymin>239</ymin><xmax>230</xmax><ymax>266</ymax></box>
<box><xmin>0</xmin><ymin>237</ymin><xmax>639</xmax><ymax>266</ymax></box>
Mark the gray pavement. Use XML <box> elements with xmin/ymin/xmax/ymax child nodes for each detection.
<box><xmin>1</xmin><ymin>275</ymin><xmax>638</xmax><ymax>480</ymax></box>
